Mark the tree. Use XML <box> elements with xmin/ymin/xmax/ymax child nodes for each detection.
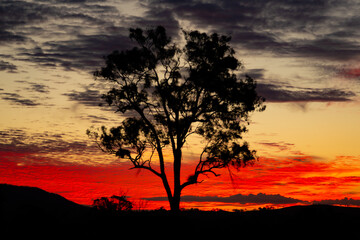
<box><xmin>87</xmin><ymin>26</ymin><xmax>265</xmax><ymax>212</ymax></box>
<box><xmin>93</xmin><ymin>195</ymin><xmax>133</xmax><ymax>212</ymax></box>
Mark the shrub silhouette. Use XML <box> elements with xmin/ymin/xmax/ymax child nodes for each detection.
<box><xmin>93</xmin><ymin>195</ymin><xmax>133</xmax><ymax>212</ymax></box>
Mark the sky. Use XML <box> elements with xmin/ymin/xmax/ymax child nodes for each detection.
<box><xmin>1</xmin><ymin>0</ymin><xmax>360</xmax><ymax>210</ymax></box>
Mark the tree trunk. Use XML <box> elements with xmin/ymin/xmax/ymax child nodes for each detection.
<box><xmin>170</xmin><ymin>194</ymin><xmax>180</xmax><ymax>212</ymax></box>
<box><xmin>172</xmin><ymin>148</ymin><xmax>182</xmax><ymax>212</ymax></box>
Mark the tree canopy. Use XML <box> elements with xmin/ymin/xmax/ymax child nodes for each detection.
<box><xmin>87</xmin><ymin>26</ymin><xmax>265</xmax><ymax>211</ymax></box>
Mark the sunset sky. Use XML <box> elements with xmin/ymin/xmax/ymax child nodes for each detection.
<box><xmin>1</xmin><ymin>0</ymin><xmax>360</xmax><ymax>210</ymax></box>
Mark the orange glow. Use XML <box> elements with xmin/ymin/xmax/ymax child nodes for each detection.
<box><xmin>2</xmin><ymin>150</ymin><xmax>360</xmax><ymax>210</ymax></box>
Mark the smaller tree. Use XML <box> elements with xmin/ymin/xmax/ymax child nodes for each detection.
<box><xmin>93</xmin><ymin>195</ymin><xmax>133</xmax><ymax>212</ymax></box>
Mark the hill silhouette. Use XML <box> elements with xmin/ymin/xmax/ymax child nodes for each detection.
<box><xmin>1</xmin><ymin>183</ymin><xmax>360</xmax><ymax>233</ymax></box>
<box><xmin>0</xmin><ymin>184</ymin><xmax>92</xmax><ymax>225</ymax></box>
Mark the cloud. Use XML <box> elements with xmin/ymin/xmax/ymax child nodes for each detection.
<box><xmin>258</xmin><ymin>141</ymin><xmax>295</xmax><ymax>152</ymax></box>
<box><xmin>14</xmin><ymin>80</ymin><xmax>51</xmax><ymax>94</ymax></box>
<box><xmin>2</xmin><ymin>0</ymin><xmax>360</xmax><ymax>74</ymax></box>
<box><xmin>39</xmin><ymin>33</ymin><xmax>132</xmax><ymax>71</ymax></box>
<box><xmin>290</xmin><ymin>37</ymin><xmax>360</xmax><ymax>61</ymax></box>
<box><xmin>63</xmin><ymin>86</ymin><xmax>104</xmax><ymax>107</ymax></box>
<box><xmin>145</xmin><ymin>0</ymin><xmax>360</xmax><ymax>61</ymax></box>
<box><xmin>0</xmin><ymin>29</ymin><xmax>29</xmax><ymax>44</ymax></box>
<box><xmin>0</xmin><ymin>0</ymin><xmax>52</xmax><ymax>44</ymax></box>
<box><xmin>145</xmin><ymin>193</ymin><xmax>360</xmax><ymax>207</ymax></box>
<box><xmin>40</xmin><ymin>0</ymin><xmax>104</xmax><ymax>4</ymax></box>
<box><xmin>243</xmin><ymin>68</ymin><xmax>266</xmax><ymax>80</ymax></box>
<box><xmin>145</xmin><ymin>193</ymin><xmax>305</xmax><ymax>205</ymax></box>
<box><xmin>0</xmin><ymin>128</ymin><xmax>100</xmax><ymax>165</ymax></box>
<box><xmin>1</xmin><ymin>0</ymin><xmax>359</xmax><ymax>111</ymax></box>
<box><xmin>339</xmin><ymin>67</ymin><xmax>360</xmax><ymax>80</ymax></box>
<box><xmin>17</xmin><ymin>33</ymin><xmax>132</xmax><ymax>73</ymax></box>
<box><xmin>132</xmin><ymin>5</ymin><xmax>180</xmax><ymax>38</ymax></box>
<box><xmin>312</xmin><ymin>197</ymin><xmax>360</xmax><ymax>206</ymax></box>
<box><xmin>0</xmin><ymin>92</ymin><xmax>40</xmax><ymax>106</ymax></box>
<box><xmin>63</xmin><ymin>84</ymin><xmax>118</xmax><ymax>113</ymax></box>
<box><xmin>0</xmin><ymin>60</ymin><xmax>17</xmax><ymax>73</ymax></box>
<box><xmin>29</xmin><ymin>83</ymin><xmax>50</xmax><ymax>94</ymax></box>
<box><xmin>1</xmin><ymin>0</ymin><xmax>133</xmax><ymax>71</ymax></box>
<box><xmin>257</xmin><ymin>83</ymin><xmax>356</xmax><ymax>103</ymax></box>
<box><xmin>0</xmin><ymin>129</ymin><xmax>79</xmax><ymax>154</ymax></box>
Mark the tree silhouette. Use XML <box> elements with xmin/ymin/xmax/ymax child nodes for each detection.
<box><xmin>92</xmin><ymin>195</ymin><xmax>133</xmax><ymax>212</ymax></box>
<box><xmin>87</xmin><ymin>26</ymin><xmax>265</xmax><ymax>211</ymax></box>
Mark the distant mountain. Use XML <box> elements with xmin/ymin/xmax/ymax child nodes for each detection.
<box><xmin>243</xmin><ymin>204</ymin><xmax>360</xmax><ymax>226</ymax></box>
<box><xmin>0</xmin><ymin>183</ymin><xmax>91</xmax><ymax>225</ymax></box>
<box><xmin>2</xmin><ymin>183</ymin><xmax>360</xmax><ymax>231</ymax></box>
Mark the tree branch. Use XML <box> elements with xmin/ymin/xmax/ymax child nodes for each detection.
<box><xmin>129</xmin><ymin>165</ymin><xmax>161</xmax><ymax>178</ymax></box>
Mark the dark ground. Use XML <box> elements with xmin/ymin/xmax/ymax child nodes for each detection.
<box><xmin>1</xmin><ymin>184</ymin><xmax>360</xmax><ymax>236</ymax></box>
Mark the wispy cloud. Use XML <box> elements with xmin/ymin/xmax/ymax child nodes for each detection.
<box><xmin>0</xmin><ymin>92</ymin><xmax>40</xmax><ymax>106</ymax></box>
<box><xmin>257</xmin><ymin>83</ymin><xmax>356</xmax><ymax>103</ymax></box>
<box><xmin>63</xmin><ymin>86</ymin><xmax>104</xmax><ymax>107</ymax></box>
<box><xmin>0</xmin><ymin>60</ymin><xmax>17</xmax><ymax>73</ymax></box>
<box><xmin>339</xmin><ymin>67</ymin><xmax>360</xmax><ymax>80</ymax></box>
<box><xmin>0</xmin><ymin>128</ymin><xmax>101</xmax><ymax>165</ymax></box>
<box><xmin>313</xmin><ymin>198</ymin><xmax>360</xmax><ymax>206</ymax></box>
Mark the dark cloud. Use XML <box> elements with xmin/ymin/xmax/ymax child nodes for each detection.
<box><xmin>0</xmin><ymin>128</ymin><xmax>115</xmax><ymax>167</ymax></box>
<box><xmin>290</xmin><ymin>37</ymin><xmax>360</xmax><ymax>61</ymax></box>
<box><xmin>15</xmin><ymin>80</ymin><xmax>51</xmax><ymax>94</ymax></box>
<box><xmin>0</xmin><ymin>0</ymin><xmax>116</xmax><ymax>31</ymax></box>
<box><xmin>44</xmin><ymin>33</ymin><xmax>132</xmax><ymax>71</ymax></box>
<box><xmin>2</xmin><ymin>0</ymin><xmax>359</xmax><ymax>73</ymax></box>
<box><xmin>18</xmin><ymin>33</ymin><xmax>132</xmax><ymax>71</ymax></box>
<box><xmin>83</xmin><ymin>114</ymin><xmax>110</xmax><ymax>124</ymax></box>
<box><xmin>130</xmin><ymin>3</ymin><xmax>180</xmax><ymax>39</ymax></box>
<box><xmin>173</xmin><ymin>194</ymin><xmax>360</xmax><ymax>207</ymax></box>
<box><xmin>1</xmin><ymin>0</ymin><xmax>359</xmax><ymax>108</ymax></box>
<box><xmin>144</xmin><ymin>0</ymin><xmax>360</xmax><ymax>61</ymax></box>
<box><xmin>312</xmin><ymin>197</ymin><xmax>360</xmax><ymax>206</ymax></box>
<box><xmin>29</xmin><ymin>83</ymin><xmax>50</xmax><ymax>94</ymax></box>
<box><xmin>1</xmin><ymin>0</ymin><xmax>131</xmax><ymax>71</ymax></box>
<box><xmin>232</xmin><ymin>29</ymin><xmax>286</xmax><ymax>53</ymax></box>
<box><xmin>145</xmin><ymin>0</ymin><xmax>360</xmax><ymax>61</ymax></box>
<box><xmin>243</xmin><ymin>68</ymin><xmax>266</xmax><ymax>79</ymax></box>
<box><xmin>0</xmin><ymin>92</ymin><xmax>40</xmax><ymax>106</ymax></box>
<box><xmin>339</xmin><ymin>67</ymin><xmax>360</xmax><ymax>80</ymax></box>
<box><xmin>63</xmin><ymin>86</ymin><xmax>104</xmax><ymax>107</ymax></box>
<box><xmin>0</xmin><ymin>129</ymin><xmax>96</xmax><ymax>162</ymax></box>
<box><xmin>0</xmin><ymin>0</ymin><xmax>52</xmax><ymax>43</ymax></box>
<box><xmin>38</xmin><ymin>0</ymin><xmax>103</xmax><ymax>3</ymax></box>
<box><xmin>63</xmin><ymin>85</ymin><xmax>120</xmax><ymax>114</ymax></box>
<box><xmin>0</xmin><ymin>29</ymin><xmax>29</xmax><ymax>43</ymax></box>
<box><xmin>0</xmin><ymin>80</ymin><xmax>52</xmax><ymax>106</ymax></box>
<box><xmin>145</xmin><ymin>193</ymin><xmax>305</xmax><ymax>204</ymax></box>
<box><xmin>145</xmin><ymin>190</ymin><xmax>360</xmax><ymax>206</ymax></box>
<box><xmin>150</xmin><ymin>0</ymin><xmax>286</xmax><ymax>51</ymax></box>
<box><xmin>258</xmin><ymin>142</ymin><xmax>295</xmax><ymax>152</ymax></box>
<box><xmin>257</xmin><ymin>83</ymin><xmax>356</xmax><ymax>103</ymax></box>
<box><xmin>0</xmin><ymin>60</ymin><xmax>17</xmax><ymax>73</ymax></box>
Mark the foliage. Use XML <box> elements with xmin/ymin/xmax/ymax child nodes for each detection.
<box><xmin>87</xmin><ymin>26</ymin><xmax>265</xmax><ymax>211</ymax></box>
<box><xmin>92</xmin><ymin>195</ymin><xmax>133</xmax><ymax>212</ymax></box>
